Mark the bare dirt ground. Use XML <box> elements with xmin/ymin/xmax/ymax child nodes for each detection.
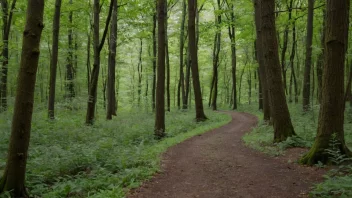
<box><xmin>128</xmin><ymin>112</ymin><xmax>326</xmax><ymax>198</ymax></box>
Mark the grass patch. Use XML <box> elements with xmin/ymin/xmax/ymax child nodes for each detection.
<box><xmin>239</xmin><ymin>103</ymin><xmax>352</xmax><ymax>197</ymax></box>
<box><xmin>0</xmin><ymin>103</ymin><xmax>231</xmax><ymax>198</ymax></box>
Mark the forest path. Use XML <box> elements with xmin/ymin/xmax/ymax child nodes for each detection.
<box><xmin>128</xmin><ymin>112</ymin><xmax>324</xmax><ymax>198</ymax></box>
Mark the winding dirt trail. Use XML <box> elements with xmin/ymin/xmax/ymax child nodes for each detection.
<box><xmin>128</xmin><ymin>112</ymin><xmax>325</xmax><ymax>198</ymax></box>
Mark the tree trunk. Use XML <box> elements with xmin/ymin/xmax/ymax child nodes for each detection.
<box><xmin>254</xmin><ymin>0</ymin><xmax>270</xmax><ymax>121</ymax></box>
<box><xmin>280</xmin><ymin>0</ymin><xmax>293</xmax><ymax>95</ymax></box>
<box><xmin>260</xmin><ymin>0</ymin><xmax>296</xmax><ymax>142</ymax></box>
<box><xmin>178</xmin><ymin>0</ymin><xmax>186</xmax><ymax>110</ymax></box>
<box><xmin>188</xmin><ymin>0</ymin><xmax>207</xmax><ymax>121</ymax></box>
<box><xmin>210</xmin><ymin>0</ymin><xmax>221</xmax><ymax>111</ymax></box>
<box><xmin>86</xmin><ymin>0</ymin><xmax>113</xmax><ymax>124</ymax></box>
<box><xmin>0</xmin><ymin>0</ymin><xmax>44</xmax><ymax>196</ymax></box>
<box><xmin>227</xmin><ymin>2</ymin><xmax>237</xmax><ymax>110</ymax></box>
<box><xmin>317</xmin><ymin>8</ymin><xmax>326</xmax><ymax>104</ymax></box>
<box><xmin>184</xmin><ymin>48</ymin><xmax>191</xmax><ymax>108</ymax></box>
<box><xmin>106</xmin><ymin>0</ymin><xmax>118</xmax><ymax>120</ymax></box>
<box><xmin>165</xmin><ymin>5</ymin><xmax>171</xmax><ymax>112</ymax></box>
<box><xmin>137</xmin><ymin>39</ymin><xmax>143</xmax><ymax>107</ymax></box>
<box><xmin>152</xmin><ymin>10</ymin><xmax>157</xmax><ymax>111</ymax></box>
<box><xmin>0</xmin><ymin>0</ymin><xmax>16</xmax><ymax>112</ymax></box>
<box><xmin>155</xmin><ymin>0</ymin><xmax>166</xmax><ymax>139</ymax></box>
<box><xmin>66</xmin><ymin>0</ymin><xmax>75</xmax><ymax>99</ymax></box>
<box><xmin>48</xmin><ymin>0</ymin><xmax>62</xmax><ymax>119</ymax></box>
<box><xmin>86</xmin><ymin>0</ymin><xmax>100</xmax><ymax>124</ymax></box>
<box><xmin>300</xmin><ymin>0</ymin><xmax>351</xmax><ymax>165</ymax></box>
<box><xmin>302</xmin><ymin>0</ymin><xmax>314</xmax><ymax>111</ymax></box>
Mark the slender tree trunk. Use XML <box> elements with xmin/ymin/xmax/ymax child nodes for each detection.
<box><xmin>184</xmin><ymin>48</ymin><xmax>191</xmax><ymax>108</ymax></box>
<box><xmin>178</xmin><ymin>0</ymin><xmax>186</xmax><ymax>109</ymax></box>
<box><xmin>210</xmin><ymin>0</ymin><xmax>222</xmax><ymax>111</ymax></box>
<box><xmin>106</xmin><ymin>0</ymin><xmax>118</xmax><ymax>120</ymax></box>
<box><xmin>260</xmin><ymin>0</ymin><xmax>296</xmax><ymax>142</ymax></box>
<box><xmin>165</xmin><ymin>5</ymin><xmax>171</xmax><ymax>112</ymax></box>
<box><xmin>254</xmin><ymin>0</ymin><xmax>270</xmax><ymax>121</ymax></box>
<box><xmin>0</xmin><ymin>0</ymin><xmax>16</xmax><ymax>112</ymax></box>
<box><xmin>152</xmin><ymin>10</ymin><xmax>157</xmax><ymax>111</ymax></box>
<box><xmin>48</xmin><ymin>0</ymin><xmax>62</xmax><ymax>119</ymax></box>
<box><xmin>86</xmin><ymin>0</ymin><xmax>100</xmax><ymax>124</ymax></box>
<box><xmin>280</xmin><ymin>0</ymin><xmax>293</xmax><ymax>95</ymax></box>
<box><xmin>302</xmin><ymin>0</ymin><xmax>314</xmax><ymax>111</ymax></box>
<box><xmin>137</xmin><ymin>39</ymin><xmax>143</xmax><ymax>107</ymax></box>
<box><xmin>188</xmin><ymin>0</ymin><xmax>207</xmax><ymax>121</ymax></box>
<box><xmin>66</xmin><ymin>0</ymin><xmax>75</xmax><ymax>99</ymax></box>
<box><xmin>86</xmin><ymin>0</ymin><xmax>113</xmax><ymax>124</ymax></box>
<box><xmin>227</xmin><ymin>2</ymin><xmax>237</xmax><ymax>110</ymax></box>
<box><xmin>0</xmin><ymin>0</ymin><xmax>44</xmax><ymax>196</ymax></box>
<box><xmin>155</xmin><ymin>0</ymin><xmax>166</xmax><ymax>139</ymax></box>
<box><xmin>301</xmin><ymin>0</ymin><xmax>351</xmax><ymax>165</ymax></box>
<box><xmin>86</xmin><ymin>32</ymin><xmax>91</xmax><ymax>93</ymax></box>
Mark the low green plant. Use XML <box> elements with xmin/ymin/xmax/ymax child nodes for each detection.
<box><xmin>310</xmin><ymin>134</ymin><xmax>352</xmax><ymax>198</ymax></box>
<box><xmin>0</xmin><ymin>107</ymin><xmax>231</xmax><ymax>198</ymax></box>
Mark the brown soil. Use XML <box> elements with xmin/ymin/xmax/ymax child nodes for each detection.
<box><xmin>128</xmin><ymin>112</ymin><xmax>326</xmax><ymax>198</ymax></box>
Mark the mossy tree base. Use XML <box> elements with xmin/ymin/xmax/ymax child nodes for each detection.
<box><xmin>300</xmin><ymin>139</ymin><xmax>352</xmax><ymax>165</ymax></box>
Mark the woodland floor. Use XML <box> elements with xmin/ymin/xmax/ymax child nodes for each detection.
<box><xmin>127</xmin><ymin>112</ymin><xmax>326</xmax><ymax>198</ymax></box>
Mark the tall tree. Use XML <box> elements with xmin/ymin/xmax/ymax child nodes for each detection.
<box><xmin>0</xmin><ymin>0</ymin><xmax>16</xmax><ymax>112</ymax></box>
<box><xmin>86</xmin><ymin>0</ymin><xmax>101</xmax><ymax>124</ymax></box>
<box><xmin>155</xmin><ymin>0</ymin><xmax>166</xmax><ymax>139</ymax></box>
<box><xmin>65</xmin><ymin>0</ymin><xmax>76</xmax><ymax>99</ymax></box>
<box><xmin>300</xmin><ymin>0</ymin><xmax>351</xmax><ymax>165</ymax></box>
<box><xmin>226</xmin><ymin>1</ymin><xmax>237</xmax><ymax>110</ymax></box>
<box><xmin>317</xmin><ymin>8</ymin><xmax>326</xmax><ymax>103</ymax></box>
<box><xmin>254</xmin><ymin>0</ymin><xmax>270</xmax><ymax>122</ymax></box>
<box><xmin>48</xmin><ymin>0</ymin><xmax>62</xmax><ymax>119</ymax></box>
<box><xmin>188</xmin><ymin>0</ymin><xmax>207</xmax><ymax>121</ymax></box>
<box><xmin>86</xmin><ymin>0</ymin><xmax>114</xmax><ymax>124</ymax></box>
<box><xmin>302</xmin><ymin>0</ymin><xmax>314</xmax><ymax>111</ymax></box>
<box><xmin>165</xmin><ymin>3</ymin><xmax>171</xmax><ymax>112</ymax></box>
<box><xmin>209</xmin><ymin>0</ymin><xmax>222</xmax><ymax>111</ymax></box>
<box><xmin>178</xmin><ymin>0</ymin><xmax>187</xmax><ymax>109</ymax></box>
<box><xmin>152</xmin><ymin>8</ymin><xmax>157</xmax><ymax>111</ymax></box>
<box><xmin>106</xmin><ymin>0</ymin><xmax>118</xmax><ymax>120</ymax></box>
<box><xmin>260</xmin><ymin>0</ymin><xmax>296</xmax><ymax>142</ymax></box>
<box><xmin>0</xmin><ymin>0</ymin><xmax>44</xmax><ymax>195</ymax></box>
<box><xmin>279</xmin><ymin>0</ymin><xmax>293</xmax><ymax>94</ymax></box>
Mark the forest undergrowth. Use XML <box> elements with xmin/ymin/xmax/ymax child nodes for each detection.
<box><xmin>0</xmin><ymin>98</ymin><xmax>230</xmax><ymax>198</ymax></box>
<box><xmin>241</xmin><ymin>103</ymin><xmax>352</xmax><ymax>197</ymax></box>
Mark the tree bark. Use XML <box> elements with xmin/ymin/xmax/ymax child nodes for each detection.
<box><xmin>260</xmin><ymin>0</ymin><xmax>296</xmax><ymax>142</ymax></box>
<box><xmin>254</xmin><ymin>0</ymin><xmax>270</xmax><ymax>122</ymax></box>
<box><xmin>0</xmin><ymin>0</ymin><xmax>16</xmax><ymax>112</ymax></box>
<box><xmin>165</xmin><ymin>5</ymin><xmax>171</xmax><ymax>112</ymax></box>
<box><xmin>86</xmin><ymin>0</ymin><xmax>100</xmax><ymax>124</ymax></box>
<box><xmin>155</xmin><ymin>0</ymin><xmax>166</xmax><ymax>139</ymax></box>
<box><xmin>0</xmin><ymin>0</ymin><xmax>44</xmax><ymax>196</ymax></box>
<box><xmin>188</xmin><ymin>0</ymin><xmax>207</xmax><ymax>121</ymax></box>
<box><xmin>65</xmin><ymin>0</ymin><xmax>75</xmax><ymax>99</ymax></box>
<box><xmin>178</xmin><ymin>0</ymin><xmax>186</xmax><ymax>110</ymax></box>
<box><xmin>106</xmin><ymin>0</ymin><xmax>118</xmax><ymax>120</ymax></box>
<box><xmin>152</xmin><ymin>10</ymin><xmax>157</xmax><ymax>111</ymax></box>
<box><xmin>137</xmin><ymin>38</ymin><xmax>143</xmax><ymax>107</ymax></box>
<box><xmin>317</xmin><ymin>8</ymin><xmax>326</xmax><ymax>104</ymax></box>
<box><xmin>301</xmin><ymin>0</ymin><xmax>351</xmax><ymax>165</ymax></box>
<box><xmin>302</xmin><ymin>0</ymin><xmax>314</xmax><ymax>111</ymax></box>
<box><xmin>48</xmin><ymin>0</ymin><xmax>62</xmax><ymax>119</ymax></box>
<box><xmin>210</xmin><ymin>0</ymin><xmax>221</xmax><ymax>111</ymax></box>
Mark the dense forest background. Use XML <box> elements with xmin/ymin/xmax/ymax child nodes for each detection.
<box><xmin>0</xmin><ymin>0</ymin><xmax>352</xmax><ymax>197</ymax></box>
